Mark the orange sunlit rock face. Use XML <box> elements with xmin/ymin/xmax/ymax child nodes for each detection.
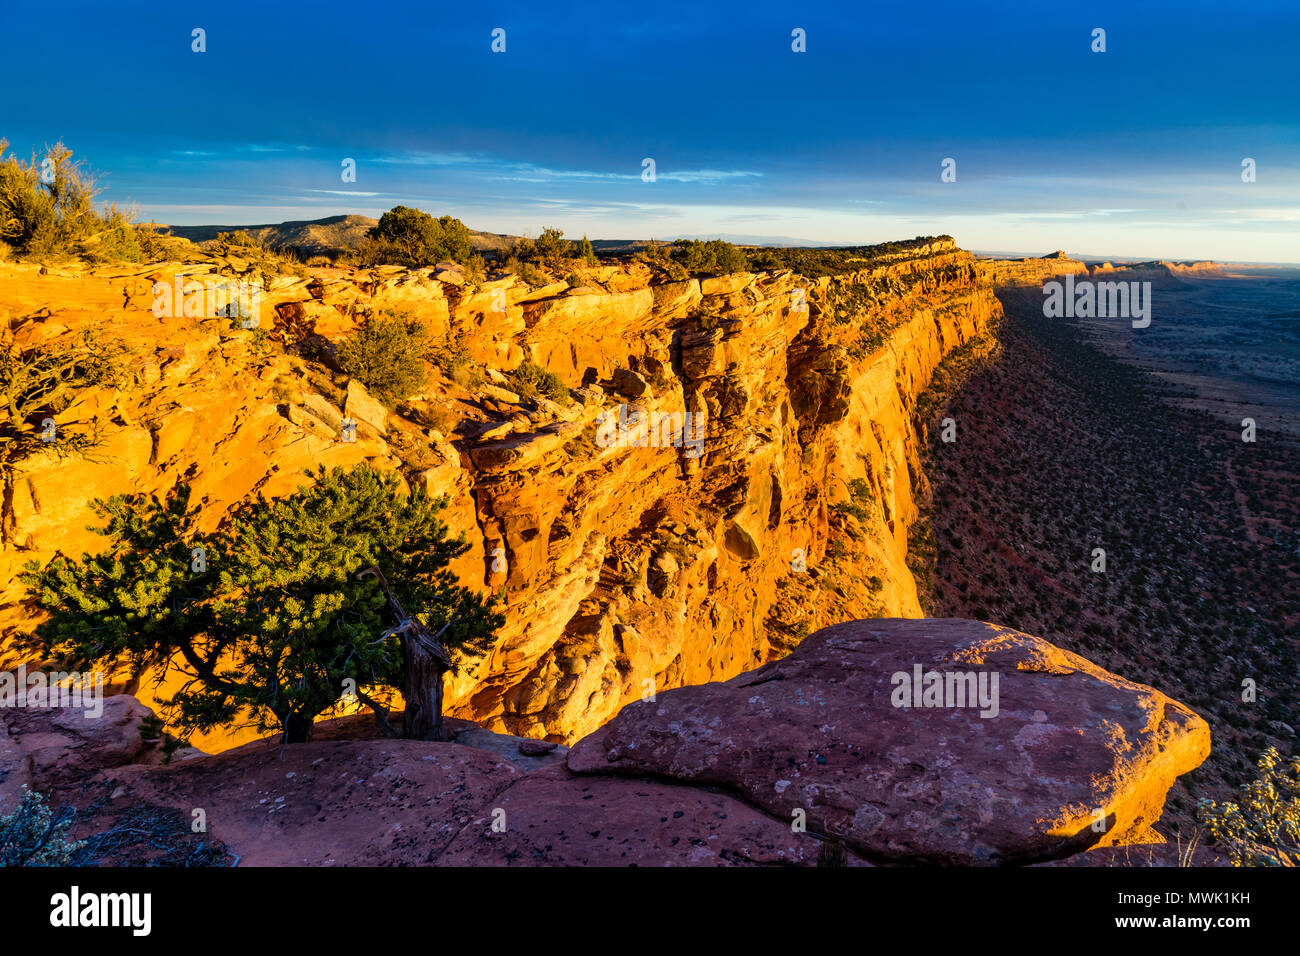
<box><xmin>1</xmin><ymin>244</ymin><xmax>1001</xmax><ymax>749</ymax></box>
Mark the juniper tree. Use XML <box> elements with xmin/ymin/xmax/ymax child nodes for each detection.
<box><xmin>23</xmin><ymin>464</ymin><xmax>502</xmax><ymax>743</ymax></box>
<box><xmin>534</xmin><ymin>227</ymin><xmax>568</xmax><ymax>270</ymax></box>
<box><xmin>336</xmin><ymin>312</ymin><xmax>430</xmax><ymax>404</ymax></box>
<box><xmin>367</xmin><ymin>207</ymin><xmax>472</xmax><ymax>267</ymax></box>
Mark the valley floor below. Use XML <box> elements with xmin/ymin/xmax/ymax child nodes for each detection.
<box><xmin>915</xmin><ymin>286</ymin><xmax>1300</xmax><ymax>838</ymax></box>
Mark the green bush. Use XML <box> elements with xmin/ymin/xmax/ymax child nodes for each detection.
<box><xmin>89</xmin><ymin>207</ymin><xmax>142</xmax><ymax>263</ymax></box>
<box><xmin>1</xmin><ymin>330</ymin><xmax>125</xmax><ymax>543</ymax></box>
<box><xmin>509</xmin><ymin>228</ymin><xmax>571</xmax><ymax>272</ymax></box>
<box><xmin>216</xmin><ymin>229</ymin><xmax>259</xmax><ymax>248</ymax></box>
<box><xmin>366</xmin><ymin>206</ymin><xmax>472</xmax><ymax>267</ymax></box>
<box><xmin>23</xmin><ymin>464</ymin><xmax>503</xmax><ymax>743</ymax></box>
<box><xmin>534</xmin><ymin>227</ymin><xmax>568</xmax><ymax>269</ymax></box>
<box><xmin>742</xmin><ymin>236</ymin><xmax>953</xmax><ymax>279</ymax></box>
<box><xmin>669</xmin><ymin>238</ymin><xmax>748</xmax><ymax>275</ymax></box>
<box><xmin>576</xmin><ymin>235</ymin><xmax>598</xmax><ymax>266</ymax></box>
<box><xmin>507</xmin><ymin>360</ymin><xmax>569</xmax><ymax>404</ymax></box>
<box><xmin>336</xmin><ymin>313</ymin><xmax>430</xmax><ymax>403</ymax></box>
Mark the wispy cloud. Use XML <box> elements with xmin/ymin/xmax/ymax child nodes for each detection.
<box><xmin>303</xmin><ymin>189</ymin><xmax>383</xmax><ymax>197</ymax></box>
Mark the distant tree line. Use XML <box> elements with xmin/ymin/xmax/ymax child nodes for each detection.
<box><xmin>745</xmin><ymin>236</ymin><xmax>954</xmax><ymax>278</ymax></box>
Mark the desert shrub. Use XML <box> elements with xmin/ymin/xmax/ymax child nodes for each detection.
<box><xmin>216</xmin><ymin>229</ymin><xmax>259</xmax><ymax>248</ymax></box>
<box><xmin>669</xmin><ymin>238</ymin><xmax>748</xmax><ymax>275</ymax></box>
<box><xmin>509</xmin><ymin>237</ymin><xmax>535</xmax><ymax>262</ymax></box>
<box><xmin>743</xmin><ymin>236</ymin><xmax>954</xmax><ymax>278</ymax></box>
<box><xmin>431</xmin><ymin>334</ymin><xmax>470</xmax><ymax>374</ymax></box>
<box><xmin>830</xmin><ymin>478</ymin><xmax>876</xmax><ymax>525</ymax></box>
<box><xmin>534</xmin><ymin>227</ymin><xmax>568</xmax><ymax>269</ymax></box>
<box><xmin>87</xmin><ymin>207</ymin><xmax>142</xmax><ymax>262</ymax></box>
<box><xmin>576</xmin><ymin>235</ymin><xmax>598</xmax><ymax>266</ymax></box>
<box><xmin>463</xmin><ymin>253</ymin><xmax>486</xmax><ymax>283</ymax></box>
<box><xmin>430</xmin><ymin>334</ymin><xmax>484</xmax><ymax>388</ymax></box>
<box><xmin>0</xmin><ymin>140</ymin><xmax>102</xmax><ymax>256</ymax></box>
<box><xmin>512</xmin><ymin>261</ymin><xmax>548</xmax><ymax>287</ymax></box>
<box><xmin>1198</xmin><ymin>747</ymin><xmax>1300</xmax><ymax>866</ymax></box>
<box><xmin>508</xmin><ymin>228</ymin><xmax>571</xmax><ymax>272</ymax></box>
<box><xmin>336</xmin><ymin>313</ymin><xmax>430</xmax><ymax>403</ymax></box>
<box><xmin>0</xmin><ymin>788</ymin><xmax>84</xmax><ymax>866</ymax></box>
<box><xmin>23</xmin><ymin>465</ymin><xmax>503</xmax><ymax>743</ymax></box>
<box><xmin>134</xmin><ymin>222</ymin><xmax>185</xmax><ymax>262</ymax></box>
<box><xmin>366</xmin><ymin>206</ymin><xmax>472</xmax><ymax>267</ymax></box>
<box><xmin>507</xmin><ymin>360</ymin><xmax>569</xmax><ymax>403</ymax></box>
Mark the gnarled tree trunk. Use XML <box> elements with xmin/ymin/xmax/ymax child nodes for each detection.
<box><xmin>358</xmin><ymin>566</ymin><xmax>455</xmax><ymax>741</ymax></box>
<box><xmin>403</xmin><ymin>634</ymin><xmax>449</xmax><ymax>741</ymax></box>
<box><xmin>282</xmin><ymin>711</ymin><xmax>314</xmax><ymax>744</ymax></box>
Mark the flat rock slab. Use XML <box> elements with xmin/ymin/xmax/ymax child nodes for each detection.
<box><xmin>436</xmin><ymin>764</ymin><xmax>859</xmax><ymax>866</ymax></box>
<box><xmin>94</xmin><ymin>740</ymin><xmax>522</xmax><ymax>866</ymax></box>
<box><xmin>568</xmin><ymin>618</ymin><xmax>1210</xmax><ymax>865</ymax></box>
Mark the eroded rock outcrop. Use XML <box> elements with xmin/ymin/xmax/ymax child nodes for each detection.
<box><xmin>0</xmin><ymin>693</ymin><xmax>182</xmax><ymax>808</ymax></box>
<box><xmin>973</xmin><ymin>250</ymin><xmax>1087</xmax><ymax>287</ymax></box>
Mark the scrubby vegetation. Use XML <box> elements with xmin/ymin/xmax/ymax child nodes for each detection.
<box><xmin>642</xmin><ymin>239</ymin><xmax>748</xmax><ymax>277</ymax></box>
<box><xmin>215</xmin><ymin>229</ymin><xmax>259</xmax><ymax>248</ymax></box>
<box><xmin>0</xmin><ymin>139</ymin><xmax>143</xmax><ymax>261</ymax></box>
<box><xmin>506</xmin><ymin>360</ymin><xmax>569</xmax><ymax>403</ymax></box>
<box><xmin>747</xmin><ymin>236</ymin><xmax>953</xmax><ymax>278</ymax></box>
<box><xmin>0</xmin><ymin>788</ymin><xmax>83</xmax><ymax>866</ymax></box>
<box><xmin>23</xmin><ymin>464</ymin><xmax>503</xmax><ymax>743</ymax></box>
<box><xmin>336</xmin><ymin>312</ymin><xmax>431</xmax><ymax>403</ymax></box>
<box><xmin>504</xmin><ymin>226</ymin><xmax>600</xmax><ymax>278</ymax></box>
<box><xmin>361</xmin><ymin>206</ymin><xmax>473</xmax><ymax>267</ymax></box>
<box><xmin>1198</xmin><ymin>748</ymin><xmax>1300</xmax><ymax>866</ymax></box>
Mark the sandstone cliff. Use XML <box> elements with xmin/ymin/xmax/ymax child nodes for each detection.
<box><xmin>5</xmin><ymin>244</ymin><xmax>997</xmax><ymax>748</ymax></box>
<box><xmin>973</xmin><ymin>250</ymin><xmax>1087</xmax><ymax>287</ymax></box>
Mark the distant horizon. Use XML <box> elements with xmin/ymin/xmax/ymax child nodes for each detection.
<box><xmin>149</xmin><ymin>211</ymin><xmax>1300</xmax><ymax>267</ymax></box>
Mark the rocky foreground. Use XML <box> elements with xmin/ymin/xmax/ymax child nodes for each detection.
<box><xmin>3</xmin><ymin>619</ymin><xmax>1217</xmax><ymax>866</ymax></box>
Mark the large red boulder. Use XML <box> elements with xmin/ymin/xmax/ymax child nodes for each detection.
<box><xmin>567</xmin><ymin>618</ymin><xmax>1210</xmax><ymax>865</ymax></box>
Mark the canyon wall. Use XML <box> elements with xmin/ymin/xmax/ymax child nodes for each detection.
<box><xmin>973</xmin><ymin>250</ymin><xmax>1087</xmax><ymax>287</ymax></box>
<box><xmin>0</xmin><ymin>242</ymin><xmax>999</xmax><ymax>748</ymax></box>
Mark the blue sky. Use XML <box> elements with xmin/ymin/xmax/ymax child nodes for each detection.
<box><xmin>4</xmin><ymin>0</ymin><xmax>1299</xmax><ymax>261</ymax></box>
